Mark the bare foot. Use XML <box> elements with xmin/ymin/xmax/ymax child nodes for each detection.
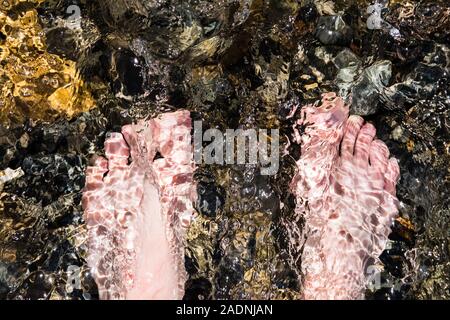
<box><xmin>290</xmin><ymin>93</ymin><xmax>400</xmax><ymax>300</ymax></box>
<box><xmin>82</xmin><ymin>110</ymin><xmax>196</xmax><ymax>300</ymax></box>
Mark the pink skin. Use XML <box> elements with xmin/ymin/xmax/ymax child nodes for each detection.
<box><xmin>82</xmin><ymin>110</ymin><xmax>196</xmax><ymax>300</ymax></box>
<box><xmin>82</xmin><ymin>96</ymin><xmax>399</xmax><ymax>300</ymax></box>
<box><xmin>290</xmin><ymin>93</ymin><xmax>400</xmax><ymax>300</ymax></box>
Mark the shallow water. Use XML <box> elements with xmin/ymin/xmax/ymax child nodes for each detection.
<box><xmin>0</xmin><ymin>0</ymin><xmax>448</xmax><ymax>299</ymax></box>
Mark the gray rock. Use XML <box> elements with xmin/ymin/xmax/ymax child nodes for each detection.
<box><xmin>315</xmin><ymin>15</ymin><xmax>352</xmax><ymax>46</ymax></box>
<box><xmin>351</xmin><ymin>60</ymin><xmax>392</xmax><ymax>115</ymax></box>
<box><xmin>332</xmin><ymin>50</ymin><xmax>392</xmax><ymax>115</ymax></box>
<box><xmin>333</xmin><ymin>49</ymin><xmax>362</xmax><ymax>97</ymax></box>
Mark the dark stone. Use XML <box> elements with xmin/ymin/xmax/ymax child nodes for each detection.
<box><xmin>315</xmin><ymin>15</ymin><xmax>352</xmax><ymax>46</ymax></box>
<box><xmin>113</xmin><ymin>49</ymin><xmax>146</xmax><ymax>97</ymax></box>
<box><xmin>183</xmin><ymin>277</ymin><xmax>212</xmax><ymax>300</ymax></box>
<box><xmin>297</xmin><ymin>4</ymin><xmax>319</xmax><ymax>23</ymax></box>
<box><xmin>196</xmin><ymin>181</ymin><xmax>225</xmax><ymax>218</ymax></box>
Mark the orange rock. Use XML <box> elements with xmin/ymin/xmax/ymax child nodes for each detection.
<box><xmin>0</xmin><ymin>1</ymin><xmax>94</xmax><ymax>126</ymax></box>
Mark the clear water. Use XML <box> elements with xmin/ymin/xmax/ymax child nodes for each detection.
<box><xmin>0</xmin><ymin>0</ymin><xmax>448</xmax><ymax>299</ymax></box>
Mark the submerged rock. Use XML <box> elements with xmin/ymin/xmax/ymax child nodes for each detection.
<box><xmin>333</xmin><ymin>48</ymin><xmax>362</xmax><ymax>96</ymax></box>
<box><xmin>333</xmin><ymin>48</ymin><xmax>392</xmax><ymax>116</ymax></box>
<box><xmin>351</xmin><ymin>60</ymin><xmax>392</xmax><ymax>116</ymax></box>
<box><xmin>0</xmin><ymin>1</ymin><xmax>95</xmax><ymax>126</ymax></box>
<box><xmin>385</xmin><ymin>44</ymin><xmax>450</xmax><ymax>109</ymax></box>
<box><xmin>315</xmin><ymin>15</ymin><xmax>352</xmax><ymax>46</ymax></box>
<box><xmin>0</xmin><ymin>0</ymin><xmax>448</xmax><ymax>301</ymax></box>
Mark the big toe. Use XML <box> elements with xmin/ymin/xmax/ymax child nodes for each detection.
<box><xmin>122</xmin><ymin>123</ymin><xmax>158</xmax><ymax>162</ymax></box>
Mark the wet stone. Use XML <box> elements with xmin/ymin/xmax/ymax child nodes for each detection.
<box><xmin>351</xmin><ymin>60</ymin><xmax>392</xmax><ymax>116</ymax></box>
<box><xmin>315</xmin><ymin>15</ymin><xmax>352</xmax><ymax>46</ymax></box>
<box><xmin>112</xmin><ymin>49</ymin><xmax>146</xmax><ymax>97</ymax></box>
<box><xmin>0</xmin><ymin>0</ymin><xmax>449</xmax><ymax>301</ymax></box>
<box><xmin>297</xmin><ymin>4</ymin><xmax>319</xmax><ymax>23</ymax></box>
<box><xmin>196</xmin><ymin>181</ymin><xmax>225</xmax><ymax>219</ymax></box>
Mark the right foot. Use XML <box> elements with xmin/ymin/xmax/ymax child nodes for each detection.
<box><xmin>82</xmin><ymin>110</ymin><xmax>196</xmax><ymax>300</ymax></box>
<box><xmin>290</xmin><ymin>93</ymin><xmax>400</xmax><ymax>299</ymax></box>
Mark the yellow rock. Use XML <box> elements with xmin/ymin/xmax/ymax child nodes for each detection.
<box><xmin>396</xmin><ymin>216</ymin><xmax>414</xmax><ymax>231</ymax></box>
<box><xmin>0</xmin><ymin>0</ymin><xmax>95</xmax><ymax>126</ymax></box>
<box><xmin>304</xmin><ymin>83</ymin><xmax>318</xmax><ymax>90</ymax></box>
<box><xmin>407</xmin><ymin>139</ymin><xmax>415</xmax><ymax>152</ymax></box>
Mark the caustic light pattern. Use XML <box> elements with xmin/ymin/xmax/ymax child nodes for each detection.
<box><xmin>82</xmin><ymin>95</ymin><xmax>400</xmax><ymax>300</ymax></box>
<box><xmin>82</xmin><ymin>110</ymin><xmax>196</xmax><ymax>299</ymax></box>
<box><xmin>289</xmin><ymin>93</ymin><xmax>400</xmax><ymax>299</ymax></box>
